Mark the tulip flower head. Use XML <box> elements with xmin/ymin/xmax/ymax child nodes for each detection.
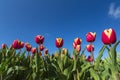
<box><xmin>62</xmin><ymin>48</ymin><xmax>68</xmax><ymax>55</ymax></box>
<box><xmin>2</xmin><ymin>44</ymin><xmax>6</xmax><ymax>49</ymax></box>
<box><xmin>86</xmin><ymin>44</ymin><xmax>94</xmax><ymax>52</ymax></box>
<box><xmin>31</xmin><ymin>48</ymin><xmax>36</xmax><ymax>54</ymax></box>
<box><xmin>25</xmin><ymin>42</ymin><xmax>32</xmax><ymax>52</ymax></box>
<box><xmin>55</xmin><ymin>38</ymin><xmax>64</xmax><ymax>48</ymax></box>
<box><xmin>19</xmin><ymin>41</ymin><xmax>24</xmax><ymax>49</ymax></box>
<box><xmin>86</xmin><ymin>56</ymin><xmax>94</xmax><ymax>62</ymax></box>
<box><xmin>102</xmin><ymin>28</ymin><xmax>116</xmax><ymax>45</ymax></box>
<box><xmin>44</xmin><ymin>49</ymin><xmax>48</xmax><ymax>56</ymax></box>
<box><xmin>75</xmin><ymin>45</ymin><xmax>81</xmax><ymax>52</ymax></box>
<box><xmin>35</xmin><ymin>35</ymin><xmax>44</xmax><ymax>44</ymax></box>
<box><xmin>39</xmin><ymin>44</ymin><xmax>45</xmax><ymax>51</ymax></box>
<box><xmin>74</xmin><ymin>38</ymin><xmax>82</xmax><ymax>45</ymax></box>
<box><xmin>86</xmin><ymin>32</ymin><xmax>96</xmax><ymax>42</ymax></box>
<box><xmin>12</xmin><ymin>39</ymin><xmax>24</xmax><ymax>49</ymax></box>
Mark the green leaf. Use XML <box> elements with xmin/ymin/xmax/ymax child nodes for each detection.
<box><xmin>89</xmin><ymin>68</ymin><xmax>100</xmax><ymax>80</ymax></box>
<box><xmin>95</xmin><ymin>45</ymin><xmax>106</xmax><ymax>70</ymax></box>
<box><xmin>7</xmin><ymin>67</ymin><xmax>13</xmax><ymax>75</ymax></box>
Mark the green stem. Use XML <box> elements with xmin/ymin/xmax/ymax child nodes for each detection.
<box><xmin>77</xmin><ymin>69</ymin><xmax>79</xmax><ymax>80</ymax></box>
<box><xmin>1</xmin><ymin>74</ymin><xmax>2</xmax><ymax>80</ymax></box>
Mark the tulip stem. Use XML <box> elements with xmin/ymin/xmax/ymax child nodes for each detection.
<box><xmin>1</xmin><ymin>74</ymin><xmax>3</xmax><ymax>80</ymax></box>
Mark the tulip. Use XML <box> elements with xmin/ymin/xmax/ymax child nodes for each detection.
<box><xmin>25</xmin><ymin>42</ymin><xmax>32</xmax><ymax>52</ymax></box>
<box><xmin>35</xmin><ymin>35</ymin><xmax>44</xmax><ymax>44</ymax></box>
<box><xmin>39</xmin><ymin>44</ymin><xmax>45</xmax><ymax>51</ymax></box>
<box><xmin>12</xmin><ymin>39</ymin><xmax>24</xmax><ymax>49</ymax></box>
<box><xmin>86</xmin><ymin>32</ymin><xmax>96</xmax><ymax>42</ymax></box>
<box><xmin>86</xmin><ymin>56</ymin><xmax>93</xmax><ymax>62</ymax></box>
<box><xmin>74</xmin><ymin>38</ymin><xmax>82</xmax><ymax>45</ymax></box>
<box><xmin>55</xmin><ymin>52</ymin><xmax>59</xmax><ymax>58</ymax></box>
<box><xmin>102</xmin><ymin>28</ymin><xmax>116</xmax><ymax>45</ymax></box>
<box><xmin>75</xmin><ymin>45</ymin><xmax>81</xmax><ymax>52</ymax></box>
<box><xmin>31</xmin><ymin>48</ymin><xmax>36</xmax><ymax>54</ymax></box>
<box><xmin>73</xmin><ymin>42</ymin><xmax>76</xmax><ymax>49</ymax></box>
<box><xmin>12</xmin><ymin>39</ymin><xmax>20</xmax><ymax>49</ymax></box>
<box><xmin>55</xmin><ymin>38</ymin><xmax>64</xmax><ymax>48</ymax></box>
<box><xmin>44</xmin><ymin>49</ymin><xmax>48</xmax><ymax>56</ymax></box>
<box><xmin>62</xmin><ymin>48</ymin><xmax>68</xmax><ymax>55</ymax></box>
<box><xmin>86</xmin><ymin>44</ymin><xmax>94</xmax><ymax>52</ymax></box>
<box><xmin>19</xmin><ymin>41</ymin><xmax>24</xmax><ymax>49</ymax></box>
<box><xmin>2</xmin><ymin>44</ymin><xmax>6</xmax><ymax>49</ymax></box>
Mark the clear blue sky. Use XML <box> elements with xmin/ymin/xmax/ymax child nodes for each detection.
<box><xmin>0</xmin><ymin>0</ymin><xmax>120</xmax><ymax>58</ymax></box>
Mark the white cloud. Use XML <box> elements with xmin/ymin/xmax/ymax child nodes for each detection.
<box><xmin>108</xmin><ymin>3</ymin><xmax>120</xmax><ymax>19</ymax></box>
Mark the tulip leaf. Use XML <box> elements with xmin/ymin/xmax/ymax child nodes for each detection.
<box><xmin>95</xmin><ymin>45</ymin><xmax>106</xmax><ymax>70</ymax></box>
<box><xmin>89</xmin><ymin>68</ymin><xmax>100</xmax><ymax>80</ymax></box>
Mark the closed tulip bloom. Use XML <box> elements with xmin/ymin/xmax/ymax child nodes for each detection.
<box><xmin>75</xmin><ymin>45</ymin><xmax>81</xmax><ymax>52</ymax></box>
<box><xmin>12</xmin><ymin>39</ymin><xmax>20</xmax><ymax>49</ymax></box>
<box><xmin>44</xmin><ymin>49</ymin><xmax>48</xmax><ymax>56</ymax></box>
<box><xmin>62</xmin><ymin>48</ymin><xmax>68</xmax><ymax>55</ymax></box>
<box><xmin>86</xmin><ymin>32</ymin><xmax>96</xmax><ymax>42</ymax></box>
<box><xmin>25</xmin><ymin>42</ymin><xmax>32</xmax><ymax>52</ymax></box>
<box><xmin>2</xmin><ymin>44</ymin><xmax>6</xmax><ymax>49</ymax></box>
<box><xmin>55</xmin><ymin>38</ymin><xmax>64</xmax><ymax>48</ymax></box>
<box><xmin>102</xmin><ymin>28</ymin><xmax>116</xmax><ymax>45</ymax></box>
<box><xmin>86</xmin><ymin>44</ymin><xmax>94</xmax><ymax>52</ymax></box>
<box><xmin>74</xmin><ymin>38</ymin><xmax>82</xmax><ymax>45</ymax></box>
<box><xmin>19</xmin><ymin>41</ymin><xmax>24</xmax><ymax>49</ymax></box>
<box><xmin>86</xmin><ymin>56</ymin><xmax>93</xmax><ymax>62</ymax></box>
<box><xmin>39</xmin><ymin>44</ymin><xmax>45</xmax><ymax>51</ymax></box>
<box><xmin>73</xmin><ymin>42</ymin><xmax>76</xmax><ymax>49</ymax></box>
<box><xmin>35</xmin><ymin>35</ymin><xmax>44</xmax><ymax>44</ymax></box>
<box><xmin>31</xmin><ymin>48</ymin><xmax>36</xmax><ymax>54</ymax></box>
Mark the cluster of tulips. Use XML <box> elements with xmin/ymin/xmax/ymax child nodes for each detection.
<box><xmin>0</xmin><ymin>28</ymin><xmax>120</xmax><ymax>80</ymax></box>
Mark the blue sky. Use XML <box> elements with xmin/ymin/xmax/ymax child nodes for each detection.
<box><xmin>0</xmin><ymin>0</ymin><xmax>120</xmax><ymax>58</ymax></box>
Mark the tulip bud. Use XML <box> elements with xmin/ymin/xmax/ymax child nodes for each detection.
<box><xmin>31</xmin><ymin>48</ymin><xmax>36</xmax><ymax>54</ymax></box>
<box><xmin>86</xmin><ymin>44</ymin><xmax>94</xmax><ymax>52</ymax></box>
<box><xmin>35</xmin><ymin>35</ymin><xmax>44</xmax><ymax>44</ymax></box>
<box><xmin>25</xmin><ymin>42</ymin><xmax>32</xmax><ymax>52</ymax></box>
<box><xmin>19</xmin><ymin>41</ymin><xmax>24</xmax><ymax>49</ymax></box>
<box><xmin>86</xmin><ymin>56</ymin><xmax>93</xmax><ymax>62</ymax></box>
<box><xmin>102</xmin><ymin>28</ymin><xmax>116</xmax><ymax>45</ymax></box>
<box><xmin>39</xmin><ymin>44</ymin><xmax>45</xmax><ymax>51</ymax></box>
<box><xmin>55</xmin><ymin>38</ymin><xmax>64</xmax><ymax>48</ymax></box>
<box><xmin>75</xmin><ymin>45</ymin><xmax>81</xmax><ymax>52</ymax></box>
<box><xmin>74</xmin><ymin>38</ymin><xmax>82</xmax><ymax>45</ymax></box>
<box><xmin>44</xmin><ymin>49</ymin><xmax>48</xmax><ymax>56</ymax></box>
<box><xmin>12</xmin><ymin>39</ymin><xmax>20</xmax><ymax>49</ymax></box>
<box><xmin>55</xmin><ymin>52</ymin><xmax>59</xmax><ymax>58</ymax></box>
<box><xmin>62</xmin><ymin>48</ymin><xmax>68</xmax><ymax>55</ymax></box>
<box><xmin>86</xmin><ymin>32</ymin><xmax>96</xmax><ymax>42</ymax></box>
<box><xmin>2</xmin><ymin>44</ymin><xmax>6</xmax><ymax>49</ymax></box>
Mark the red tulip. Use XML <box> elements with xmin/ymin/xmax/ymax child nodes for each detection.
<box><xmin>75</xmin><ymin>45</ymin><xmax>81</xmax><ymax>52</ymax></box>
<box><xmin>2</xmin><ymin>44</ymin><xmax>6</xmax><ymax>49</ymax></box>
<box><xmin>44</xmin><ymin>49</ymin><xmax>48</xmax><ymax>56</ymax></box>
<box><xmin>12</xmin><ymin>39</ymin><xmax>24</xmax><ymax>49</ymax></box>
<box><xmin>31</xmin><ymin>48</ymin><xmax>36</xmax><ymax>54</ymax></box>
<box><xmin>25</xmin><ymin>42</ymin><xmax>32</xmax><ymax>52</ymax></box>
<box><xmin>12</xmin><ymin>39</ymin><xmax>20</xmax><ymax>49</ymax></box>
<box><xmin>86</xmin><ymin>44</ymin><xmax>94</xmax><ymax>52</ymax></box>
<box><xmin>39</xmin><ymin>44</ymin><xmax>45</xmax><ymax>51</ymax></box>
<box><xmin>102</xmin><ymin>28</ymin><xmax>116</xmax><ymax>45</ymax></box>
<box><xmin>86</xmin><ymin>56</ymin><xmax>93</xmax><ymax>62</ymax></box>
<box><xmin>19</xmin><ymin>41</ymin><xmax>24</xmax><ymax>49</ymax></box>
<box><xmin>86</xmin><ymin>32</ymin><xmax>96</xmax><ymax>42</ymax></box>
<box><xmin>74</xmin><ymin>38</ymin><xmax>82</xmax><ymax>45</ymax></box>
<box><xmin>35</xmin><ymin>35</ymin><xmax>44</xmax><ymax>44</ymax></box>
<box><xmin>72</xmin><ymin>42</ymin><xmax>76</xmax><ymax>49</ymax></box>
<box><xmin>55</xmin><ymin>38</ymin><xmax>64</xmax><ymax>48</ymax></box>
